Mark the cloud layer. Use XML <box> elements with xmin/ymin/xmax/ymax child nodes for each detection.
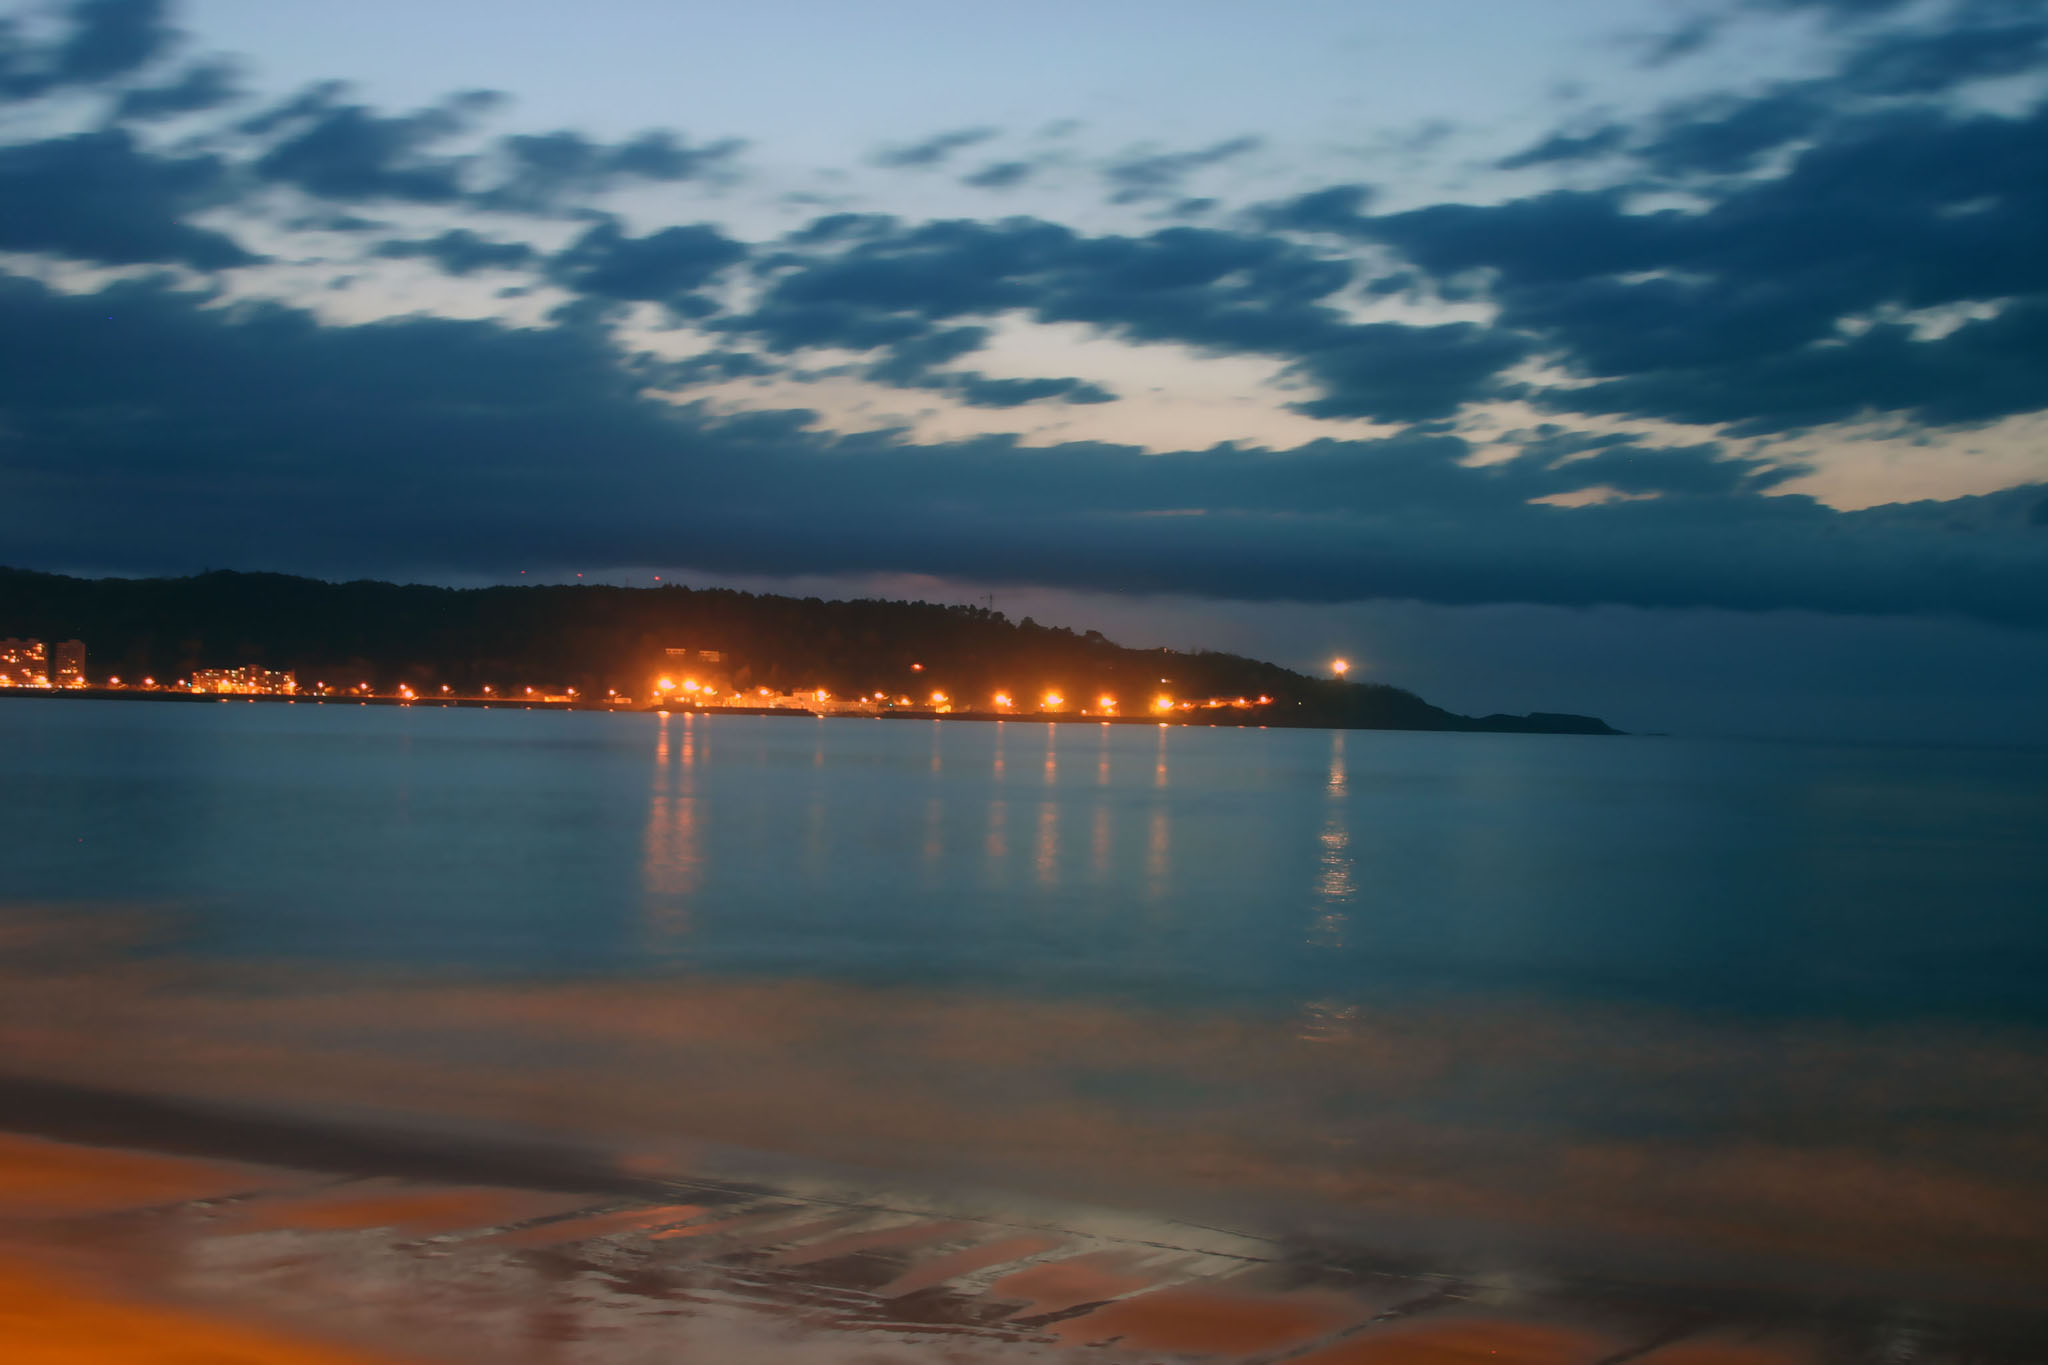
<box><xmin>0</xmin><ymin>0</ymin><xmax>2043</xmax><ymax>626</ymax></box>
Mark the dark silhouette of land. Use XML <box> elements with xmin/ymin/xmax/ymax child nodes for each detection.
<box><xmin>0</xmin><ymin>567</ymin><xmax>1615</xmax><ymax>734</ymax></box>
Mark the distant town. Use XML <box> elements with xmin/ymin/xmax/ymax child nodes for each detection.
<box><xmin>0</xmin><ymin>570</ymin><xmax>1617</xmax><ymax>735</ymax></box>
<box><xmin>0</xmin><ymin>634</ymin><xmax>1287</xmax><ymax>723</ymax></box>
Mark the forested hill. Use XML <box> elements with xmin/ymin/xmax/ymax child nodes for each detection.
<box><xmin>0</xmin><ymin>568</ymin><xmax>1615</xmax><ymax>734</ymax></box>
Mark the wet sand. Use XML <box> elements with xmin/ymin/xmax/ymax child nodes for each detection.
<box><xmin>2</xmin><ymin>1077</ymin><xmax>2043</xmax><ymax>1364</ymax></box>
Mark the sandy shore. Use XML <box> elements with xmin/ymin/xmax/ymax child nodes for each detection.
<box><xmin>3</xmin><ymin>1076</ymin><xmax>2043</xmax><ymax>1365</ymax></box>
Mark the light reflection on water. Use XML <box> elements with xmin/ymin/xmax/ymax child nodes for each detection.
<box><xmin>3</xmin><ymin>700</ymin><xmax>2048</xmax><ymax>1294</ymax></box>
<box><xmin>5</xmin><ymin>701</ymin><xmax>2046</xmax><ymax>1020</ymax></box>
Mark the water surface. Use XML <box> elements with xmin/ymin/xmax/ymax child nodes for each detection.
<box><xmin>3</xmin><ymin>699</ymin><xmax>2045</xmax><ymax>1296</ymax></box>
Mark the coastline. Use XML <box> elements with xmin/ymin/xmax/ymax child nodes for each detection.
<box><xmin>6</xmin><ymin>1072</ymin><xmax>2043</xmax><ymax>1364</ymax></box>
<box><xmin>0</xmin><ymin>685</ymin><xmax>1620</xmax><ymax>735</ymax></box>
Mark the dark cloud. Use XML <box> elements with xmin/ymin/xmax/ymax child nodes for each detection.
<box><xmin>962</xmin><ymin>160</ymin><xmax>1036</xmax><ymax>190</ymax></box>
<box><xmin>652</xmin><ymin>349</ymin><xmax>781</xmax><ymax>387</ymax></box>
<box><xmin>1551</xmin><ymin>298</ymin><xmax>2048</xmax><ymax>433</ymax></box>
<box><xmin>948</xmin><ymin>374</ymin><xmax>1114</xmax><ymax>407</ymax></box>
<box><xmin>1835</xmin><ymin>14</ymin><xmax>2048</xmax><ymax>95</ymax></box>
<box><xmin>1499</xmin><ymin>428</ymin><xmax>1804</xmax><ymax>495</ymax></box>
<box><xmin>1639</xmin><ymin>15</ymin><xmax>1723</xmax><ymax>66</ymax></box>
<box><xmin>52</xmin><ymin>0</ymin><xmax>171</xmax><ymax>82</ymax></box>
<box><xmin>1253</xmin><ymin>184</ymin><xmax>1375</xmax><ymax>235</ymax></box>
<box><xmin>782</xmin><ymin>212</ymin><xmax>900</xmax><ymax>246</ymax></box>
<box><xmin>4</xmin><ymin>271</ymin><xmax>2040</xmax><ymax>626</ymax></box>
<box><xmin>872</xmin><ymin>126</ymin><xmax>997</xmax><ymax>169</ymax></box>
<box><xmin>546</xmin><ymin>219</ymin><xmax>747</xmax><ymax>304</ymax></box>
<box><xmin>1294</xmin><ymin>34</ymin><xmax>2048</xmax><ymax>432</ymax></box>
<box><xmin>731</xmin><ymin>215</ymin><xmax>1516</xmax><ymax>421</ymax></box>
<box><xmin>1636</xmin><ymin>88</ymin><xmax>1829</xmax><ymax>176</ymax></box>
<box><xmin>1497</xmin><ymin>124</ymin><xmax>1629</xmax><ymax>171</ymax></box>
<box><xmin>1282</xmin><ymin>325</ymin><xmax>1532</xmax><ymax>424</ymax></box>
<box><xmin>477</xmin><ymin>128</ymin><xmax>743</xmax><ymax>210</ymax></box>
<box><xmin>112</xmin><ymin>55</ymin><xmax>240</xmax><ymax>120</ymax></box>
<box><xmin>1577</xmin><ymin>3</ymin><xmax>2048</xmax><ymax>177</ymax></box>
<box><xmin>1102</xmin><ymin>135</ymin><xmax>1261</xmax><ymax>203</ymax></box>
<box><xmin>373</xmin><ymin>229</ymin><xmax>536</xmax><ymax>276</ymax></box>
<box><xmin>0</xmin><ymin>0</ymin><xmax>174</xmax><ymax>99</ymax></box>
<box><xmin>251</xmin><ymin>87</ymin><xmax>501</xmax><ymax>202</ymax></box>
<box><xmin>1751</xmin><ymin>0</ymin><xmax>1918</xmax><ymax>24</ymax></box>
<box><xmin>852</xmin><ymin>323</ymin><xmax>1117</xmax><ymax>409</ymax></box>
<box><xmin>0</xmin><ymin>129</ymin><xmax>256</xmax><ymax>268</ymax></box>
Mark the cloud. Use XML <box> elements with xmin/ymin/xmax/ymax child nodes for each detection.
<box><xmin>250</xmin><ymin>86</ymin><xmax>502</xmax><ymax>202</ymax></box>
<box><xmin>1281</xmin><ymin>11</ymin><xmax>2048</xmax><ymax>434</ymax></box>
<box><xmin>1835</xmin><ymin>13</ymin><xmax>2048</xmax><ymax>95</ymax></box>
<box><xmin>546</xmin><ymin>219</ymin><xmax>748</xmax><ymax>304</ymax></box>
<box><xmin>962</xmin><ymin>160</ymin><xmax>1036</xmax><ymax>190</ymax></box>
<box><xmin>872</xmin><ymin>126</ymin><xmax>997</xmax><ymax>169</ymax></box>
<box><xmin>1497</xmin><ymin>124</ymin><xmax>1629</xmax><ymax>171</ymax></box>
<box><xmin>1</xmin><ymin>271</ymin><xmax>2041</xmax><ymax>626</ymax></box>
<box><xmin>654</xmin><ymin>349</ymin><xmax>781</xmax><ymax>387</ymax></box>
<box><xmin>477</xmin><ymin>128</ymin><xmax>744</xmax><ymax>210</ymax></box>
<box><xmin>1102</xmin><ymin>135</ymin><xmax>1261</xmax><ymax>204</ymax></box>
<box><xmin>1</xmin><ymin>0</ymin><xmax>176</xmax><ymax>100</ymax></box>
<box><xmin>373</xmin><ymin>229</ymin><xmax>536</xmax><ymax>276</ymax></box>
<box><xmin>0</xmin><ymin>129</ymin><xmax>257</xmax><ymax>268</ymax></box>
<box><xmin>728</xmin><ymin>214</ymin><xmax>1524</xmax><ymax>421</ymax></box>
<box><xmin>112</xmin><ymin>55</ymin><xmax>240</xmax><ymax>121</ymax></box>
<box><xmin>1</xmin><ymin>0</ymin><xmax>2044</xmax><ymax>636</ymax></box>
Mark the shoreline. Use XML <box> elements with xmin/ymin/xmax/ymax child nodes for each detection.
<box><xmin>0</xmin><ymin>685</ymin><xmax>1620</xmax><ymax>735</ymax></box>
<box><xmin>6</xmin><ymin>1072</ymin><xmax>2046</xmax><ymax>1363</ymax></box>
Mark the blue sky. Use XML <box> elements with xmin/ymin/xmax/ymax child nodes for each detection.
<box><xmin>2</xmin><ymin>0</ymin><xmax>2045</xmax><ymax>740</ymax></box>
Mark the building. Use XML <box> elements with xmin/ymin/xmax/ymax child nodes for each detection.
<box><xmin>52</xmin><ymin>639</ymin><xmax>85</xmax><ymax>687</ymax></box>
<box><xmin>192</xmin><ymin>667</ymin><xmax>298</xmax><ymax>695</ymax></box>
<box><xmin>0</xmin><ymin>638</ymin><xmax>49</xmax><ymax>687</ymax></box>
<box><xmin>647</xmin><ymin>645</ymin><xmax>736</xmax><ymax>701</ymax></box>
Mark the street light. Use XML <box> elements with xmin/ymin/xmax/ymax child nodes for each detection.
<box><xmin>1331</xmin><ymin>658</ymin><xmax>1350</xmax><ymax>677</ymax></box>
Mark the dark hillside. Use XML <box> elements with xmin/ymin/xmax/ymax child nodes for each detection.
<box><xmin>0</xmin><ymin>568</ymin><xmax>1615</xmax><ymax>734</ymax></box>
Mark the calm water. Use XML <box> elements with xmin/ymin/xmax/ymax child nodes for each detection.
<box><xmin>3</xmin><ymin>699</ymin><xmax>2044</xmax><ymax>1022</ymax></box>
<box><xmin>4</xmin><ymin>698</ymin><xmax>2048</xmax><ymax>1293</ymax></box>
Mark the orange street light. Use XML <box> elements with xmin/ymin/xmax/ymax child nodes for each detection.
<box><xmin>1042</xmin><ymin>691</ymin><xmax>1064</xmax><ymax>710</ymax></box>
<box><xmin>1331</xmin><ymin>658</ymin><xmax>1350</xmax><ymax>677</ymax></box>
<box><xmin>993</xmin><ymin>692</ymin><xmax>1013</xmax><ymax>709</ymax></box>
<box><xmin>1153</xmin><ymin>695</ymin><xmax>1173</xmax><ymax>712</ymax></box>
<box><xmin>1097</xmin><ymin>695</ymin><xmax>1116</xmax><ymax>711</ymax></box>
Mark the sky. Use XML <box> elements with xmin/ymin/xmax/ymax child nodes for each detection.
<box><xmin>1</xmin><ymin>0</ymin><xmax>2045</xmax><ymax>742</ymax></box>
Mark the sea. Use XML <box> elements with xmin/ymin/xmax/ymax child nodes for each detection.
<box><xmin>2</xmin><ymin>698</ymin><xmax>2045</xmax><ymax>1300</ymax></box>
